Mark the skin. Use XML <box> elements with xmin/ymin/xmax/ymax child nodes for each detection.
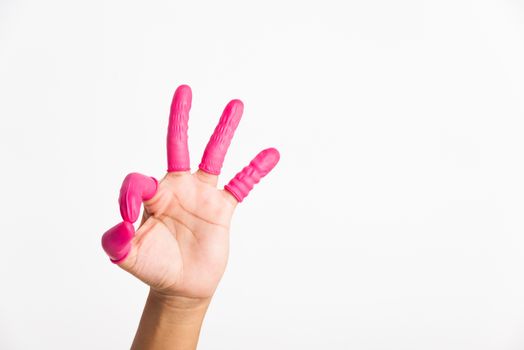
<box><xmin>127</xmin><ymin>170</ymin><xmax>237</xmax><ymax>350</ymax></box>
<box><xmin>118</xmin><ymin>170</ymin><xmax>236</xmax><ymax>300</ymax></box>
<box><xmin>102</xmin><ymin>85</ymin><xmax>279</xmax><ymax>349</ymax></box>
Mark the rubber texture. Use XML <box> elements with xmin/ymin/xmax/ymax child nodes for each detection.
<box><xmin>167</xmin><ymin>84</ymin><xmax>192</xmax><ymax>172</ymax></box>
<box><xmin>224</xmin><ymin>148</ymin><xmax>280</xmax><ymax>202</ymax></box>
<box><xmin>101</xmin><ymin>173</ymin><xmax>158</xmax><ymax>264</ymax></box>
<box><xmin>119</xmin><ymin>173</ymin><xmax>157</xmax><ymax>223</ymax></box>
<box><xmin>199</xmin><ymin>99</ymin><xmax>243</xmax><ymax>175</ymax></box>
<box><xmin>101</xmin><ymin>221</ymin><xmax>135</xmax><ymax>263</ymax></box>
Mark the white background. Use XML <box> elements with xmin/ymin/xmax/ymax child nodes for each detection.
<box><xmin>1</xmin><ymin>0</ymin><xmax>524</xmax><ymax>349</ymax></box>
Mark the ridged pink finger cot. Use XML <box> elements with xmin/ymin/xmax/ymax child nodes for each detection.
<box><xmin>225</xmin><ymin>148</ymin><xmax>280</xmax><ymax>202</ymax></box>
<box><xmin>119</xmin><ymin>173</ymin><xmax>158</xmax><ymax>223</ymax></box>
<box><xmin>199</xmin><ymin>99</ymin><xmax>243</xmax><ymax>175</ymax></box>
<box><xmin>101</xmin><ymin>221</ymin><xmax>135</xmax><ymax>263</ymax></box>
<box><xmin>167</xmin><ymin>85</ymin><xmax>192</xmax><ymax>172</ymax></box>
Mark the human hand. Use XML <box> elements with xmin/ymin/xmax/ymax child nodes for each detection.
<box><xmin>101</xmin><ymin>85</ymin><xmax>280</xmax><ymax>301</ymax></box>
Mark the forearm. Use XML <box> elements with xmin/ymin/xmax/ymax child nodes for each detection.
<box><xmin>131</xmin><ymin>289</ymin><xmax>211</xmax><ymax>350</ymax></box>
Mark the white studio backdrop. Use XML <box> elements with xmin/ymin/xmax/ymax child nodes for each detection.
<box><xmin>1</xmin><ymin>0</ymin><xmax>524</xmax><ymax>349</ymax></box>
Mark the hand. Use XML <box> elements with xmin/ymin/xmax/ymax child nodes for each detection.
<box><xmin>101</xmin><ymin>85</ymin><xmax>280</xmax><ymax>300</ymax></box>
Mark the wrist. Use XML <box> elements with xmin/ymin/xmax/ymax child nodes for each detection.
<box><xmin>148</xmin><ymin>289</ymin><xmax>212</xmax><ymax>323</ymax></box>
<box><xmin>131</xmin><ymin>290</ymin><xmax>212</xmax><ymax>350</ymax></box>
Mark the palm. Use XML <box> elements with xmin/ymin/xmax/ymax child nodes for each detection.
<box><xmin>121</xmin><ymin>172</ymin><xmax>235</xmax><ymax>298</ymax></box>
<box><xmin>102</xmin><ymin>85</ymin><xmax>279</xmax><ymax>300</ymax></box>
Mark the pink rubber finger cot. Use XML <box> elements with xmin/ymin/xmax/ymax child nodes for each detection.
<box><xmin>101</xmin><ymin>221</ymin><xmax>135</xmax><ymax>263</ymax></box>
<box><xmin>225</xmin><ymin>148</ymin><xmax>280</xmax><ymax>202</ymax></box>
<box><xmin>119</xmin><ymin>173</ymin><xmax>157</xmax><ymax>223</ymax></box>
<box><xmin>102</xmin><ymin>173</ymin><xmax>158</xmax><ymax>263</ymax></box>
<box><xmin>199</xmin><ymin>99</ymin><xmax>244</xmax><ymax>175</ymax></box>
<box><xmin>167</xmin><ymin>85</ymin><xmax>192</xmax><ymax>172</ymax></box>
